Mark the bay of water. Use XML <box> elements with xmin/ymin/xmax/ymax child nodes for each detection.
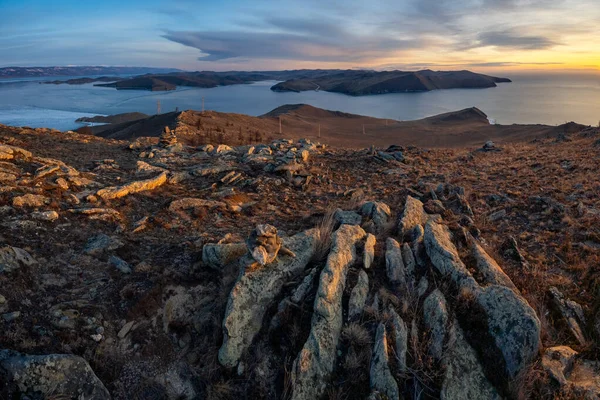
<box><xmin>0</xmin><ymin>73</ymin><xmax>598</xmax><ymax>131</ymax></box>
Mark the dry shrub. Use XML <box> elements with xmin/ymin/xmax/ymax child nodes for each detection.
<box><xmin>313</xmin><ymin>206</ymin><xmax>337</xmax><ymax>262</ymax></box>
<box><xmin>206</xmin><ymin>380</ymin><xmax>236</xmax><ymax>400</ymax></box>
<box><xmin>342</xmin><ymin>322</ymin><xmax>371</xmax><ymax>347</ymax></box>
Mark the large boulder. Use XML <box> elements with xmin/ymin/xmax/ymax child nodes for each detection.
<box><xmin>291</xmin><ymin>225</ymin><xmax>366</xmax><ymax>400</ymax></box>
<box><xmin>360</xmin><ymin>201</ymin><xmax>392</xmax><ymax>234</ymax></box>
<box><xmin>474</xmin><ymin>285</ymin><xmax>541</xmax><ymax>379</ymax></box>
<box><xmin>470</xmin><ymin>240</ymin><xmax>518</xmax><ymax>291</ymax></box>
<box><xmin>218</xmin><ymin>229</ymin><xmax>318</xmax><ymax>368</ymax></box>
<box><xmin>0</xmin><ymin>350</ymin><xmax>110</xmax><ymax>399</ymax></box>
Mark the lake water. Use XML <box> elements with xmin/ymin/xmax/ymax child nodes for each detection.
<box><xmin>0</xmin><ymin>73</ymin><xmax>598</xmax><ymax>131</ymax></box>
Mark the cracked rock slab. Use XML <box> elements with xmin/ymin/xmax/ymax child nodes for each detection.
<box><xmin>291</xmin><ymin>225</ymin><xmax>366</xmax><ymax>400</ymax></box>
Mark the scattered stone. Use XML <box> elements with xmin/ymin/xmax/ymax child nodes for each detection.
<box><xmin>348</xmin><ymin>269</ymin><xmax>369</xmax><ymax>320</ymax></box>
<box><xmin>370</xmin><ymin>323</ymin><xmax>400</xmax><ymax>400</ymax></box>
<box><xmin>385</xmin><ymin>238</ymin><xmax>405</xmax><ymax>285</ymax></box>
<box><xmin>169</xmin><ymin>198</ymin><xmax>226</xmax><ymax>213</ymax></box>
<box><xmin>2</xmin><ymin>311</ymin><xmax>21</xmax><ymax>322</ymax></box>
<box><xmin>159</xmin><ymin>126</ymin><xmax>178</xmax><ymax>147</ymax></box>
<box><xmin>0</xmin><ymin>246</ymin><xmax>37</xmax><ymax>273</ymax></box>
<box><xmin>12</xmin><ymin>193</ymin><xmax>48</xmax><ymax>208</ymax></box>
<box><xmin>109</xmin><ymin>255</ymin><xmax>132</xmax><ymax>274</ymax></box>
<box><xmin>118</xmin><ymin>320</ymin><xmax>136</xmax><ymax>339</ymax></box>
<box><xmin>83</xmin><ymin>234</ymin><xmax>124</xmax><ymax>256</ymax></box>
<box><xmin>136</xmin><ymin>160</ymin><xmax>166</xmax><ymax>175</ymax></box>
<box><xmin>480</xmin><ymin>140</ymin><xmax>500</xmax><ymax>152</ymax></box>
<box><xmin>97</xmin><ymin>171</ymin><xmax>168</xmax><ymax>200</ymax></box>
<box><xmin>542</xmin><ymin>346</ymin><xmax>600</xmax><ymax>398</ymax></box>
<box><xmin>0</xmin><ymin>350</ymin><xmax>110</xmax><ymax>399</ymax></box>
<box><xmin>31</xmin><ymin>210</ymin><xmax>59</xmax><ymax>222</ymax></box>
<box><xmin>402</xmin><ymin>242</ymin><xmax>417</xmax><ymax>286</ymax></box>
<box><xmin>549</xmin><ymin>286</ymin><xmax>587</xmax><ymax>345</ymax></box>
<box><xmin>291</xmin><ymin>225</ymin><xmax>366</xmax><ymax>400</ymax></box>
<box><xmin>202</xmin><ymin>242</ymin><xmax>247</xmax><ymax>270</ymax></box>
<box><xmin>488</xmin><ymin>209</ymin><xmax>507</xmax><ymax>222</ymax></box>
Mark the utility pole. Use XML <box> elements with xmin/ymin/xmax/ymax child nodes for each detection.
<box><xmin>157</xmin><ymin>100</ymin><xmax>161</xmax><ymax>115</ymax></box>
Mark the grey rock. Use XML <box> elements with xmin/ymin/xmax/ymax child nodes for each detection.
<box><xmin>370</xmin><ymin>323</ymin><xmax>400</xmax><ymax>400</ymax></box>
<box><xmin>398</xmin><ymin>195</ymin><xmax>427</xmax><ymax>239</ymax></box>
<box><xmin>0</xmin><ymin>350</ymin><xmax>110</xmax><ymax>399</ymax></box>
<box><xmin>0</xmin><ymin>246</ymin><xmax>36</xmax><ymax>274</ymax></box>
<box><xmin>388</xmin><ymin>306</ymin><xmax>408</xmax><ymax>372</ymax></box>
<box><xmin>2</xmin><ymin>311</ymin><xmax>21</xmax><ymax>322</ymax></box>
<box><xmin>363</xmin><ymin>233</ymin><xmax>376</xmax><ymax>269</ymax></box>
<box><xmin>291</xmin><ymin>268</ymin><xmax>318</xmax><ymax>304</ymax></box>
<box><xmin>360</xmin><ymin>201</ymin><xmax>392</xmax><ymax>234</ymax></box>
<box><xmin>424</xmin><ymin>220</ymin><xmax>478</xmax><ymax>292</ymax></box>
<box><xmin>542</xmin><ymin>346</ymin><xmax>600</xmax><ymax>398</ymax></box>
<box><xmin>31</xmin><ymin>210</ymin><xmax>59</xmax><ymax>222</ymax></box>
<box><xmin>542</xmin><ymin>345</ymin><xmax>578</xmax><ymax>386</ymax></box>
<box><xmin>441</xmin><ymin>321</ymin><xmax>502</xmax><ymax>399</ymax></box>
<box><xmin>291</xmin><ymin>225</ymin><xmax>366</xmax><ymax>400</ymax></box>
<box><xmin>470</xmin><ymin>240</ymin><xmax>518</xmax><ymax>291</ymax></box>
<box><xmin>83</xmin><ymin>234</ymin><xmax>124</xmax><ymax>256</ymax></box>
<box><xmin>219</xmin><ymin>229</ymin><xmax>318</xmax><ymax>368</ymax></box>
<box><xmin>334</xmin><ymin>209</ymin><xmax>362</xmax><ymax>226</ymax></box>
<box><xmin>475</xmin><ymin>285</ymin><xmax>541</xmax><ymax>379</ymax></box>
<box><xmin>385</xmin><ymin>238</ymin><xmax>405</xmax><ymax>285</ymax></box>
<box><xmin>488</xmin><ymin>209</ymin><xmax>507</xmax><ymax>221</ymax></box>
<box><xmin>109</xmin><ymin>256</ymin><xmax>132</xmax><ymax>274</ymax></box>
<box><xmin>417</xmin><ymin>276</ymin><xmax>429</xmax><ymax>298</ymax></box>
<box><xmin>412</xmin><ymin>224</ymin><xmax>427</xmax><ymax>267</ymax></box>
<box><xmin>202</xmin><ymin>242</ymin><xmax>247</xmax><ymax>270</ymax></box>
<box><xmin>549</xmin><ymin>286</ymin><xmax>587</xmax><ymax>346</ymax></box>
<box><xmin>348</xmin><ymin>270</ymin><xmax>369</xmax><ymax>320</ymax></box>
<box><xmin>402</xmin><ymin>242</ymin><xmax>417</xmax><ymax>286</ymax></box>
<box><xmin>424</xmin><ymin>289</ymin><xmax>449</xmax><ymax>361</ymax></box>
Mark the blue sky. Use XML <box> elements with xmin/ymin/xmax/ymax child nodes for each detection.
<box><xmin>1</xmin><ymin>0</ymin><xmax>599</xmax><ymax>72</ymax></box>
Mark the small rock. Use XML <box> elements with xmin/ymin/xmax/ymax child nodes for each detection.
<box><xmin>12</xmin><ymin>194</ymin><xmax>48</xmax><ymax>208</ymax></box>
<box><xmin>109</xmin><ymin>256</ymin><xmax>132</xmax><ymax>274</ymax></box>
<box><xmin>118</xmin><ymin>320</ymin><xmax>135</xmax><ymax>339</ymax></box>
<box><xmin>385</xmin><ymin>238</ymin><xmax>405</xmax><ymax>285</ymax></box>
<box><xmin>2</xmin><ymin>311</ymin><xmax>20</xmax><ymax>321</ymax></box>
<box><xmin>31</xmin><ymin>210</ymin><xmax>59</xmax><ymax>222</ymax></box>
<box><xmin>424</xmin><ymin>289</ymin><xmax>448</xmax><ymax>361</ymax></box>
<box><xmin>370</xmin><ymin>323</ymin><xmax>400</xmax><ymax>400</ymax></box>
<box><xmin>488</xmin><ymin>209</ymin><xmax>507</xmax><ymax>221</ymax></box>
<box><xmin>363</xmin><ymin>233</ymin><xmax>376</xmax><ymax>269</ymax></box>
<box><xmin>83</xmin><ymin>234</ymin><xmax>124</xmax><ymax>256</ymax></box>
<box><xmin>334</xmin><ymin>209</ymin><xmax>362</xmax><ymax>226</ymax></box>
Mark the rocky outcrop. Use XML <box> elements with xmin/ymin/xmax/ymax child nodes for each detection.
<box><xmin>348</xmin><ymin>269</ymin><xmax>369</xmax><ymax>320</ymax></box>
<box><xmin>97</xmin><ymin>171</ymin><xmax>168</xmax><ymax>200</ymax></box>
<box><xmin>370</xmin><ymin>323</ymin><xmax>400</xmax><ymax>400</ymax></box>
<box><xmin>0</xmin><ymin>350</ymin><xmax>110</xmax><ymax>399</ymax></box>
<box><xmin>219</xmin><ymin>228</ymin><xmax>318</xmax><ymax>368</ymax></box>
<box><xmin>291</xmin><ymin>224</ymin><xmax>366</xmax><ymax>400</ymax></box>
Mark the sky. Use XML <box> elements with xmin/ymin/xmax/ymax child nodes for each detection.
<box><xmin>1</xmin><ymin>0</ymin><xmax>599</xmax><ymax>73</ymax></box>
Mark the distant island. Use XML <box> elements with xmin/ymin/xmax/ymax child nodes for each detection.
<box><xmin>39</xmin><ymin>69</ymin><xmax>511</xmax><ymax>95</ymax></box>
<box><xmin>44</xmin><ymin>76</ymin><xmax>123</xmax><ymax>85</ymax></box>
<box><xmin>270</xmin><ymin>69</ymin><xmax>512</xmax><ymax>95</ymax></box>
<box><xmin>0</xmin><ymin>66</ymin><xmax>181</xmax><ymax>78</ymax></box>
